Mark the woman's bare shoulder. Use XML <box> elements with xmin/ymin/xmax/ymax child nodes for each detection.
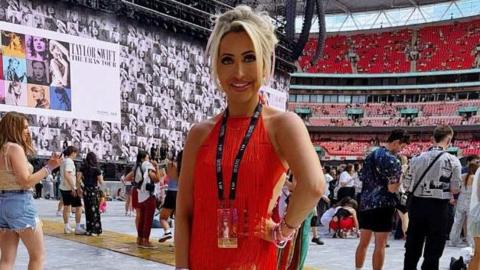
<box><xmin>186</xmin><ymin>114</ymin><xmax>221</xmax><ymax>146</ymax></box>
<box><xmin>263</xmin><ymin>106</ymin><xmax>301</xmax><ymax>126</ymax></box>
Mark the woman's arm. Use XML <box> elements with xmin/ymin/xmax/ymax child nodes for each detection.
<box><xmin>346</xmin><ymin>207</ymin><xmax>360</xmax><ymax>230</ymax></box>
<box><xmin>75</xmin><ymin>172</ymin><xmax>84</xmax><ymax>197</ymax></box>
<box><xmin>97</xmin><ymin>170</ymin><xmax>105</xmax><ymax>186</ymax></box>
<box><xmin>50</xmin><ymin>59</ymin><xmax>62</xmax><ymax>83</ymax></box>
<box><xmin>125</xmin><ymin>171</ymin><xmax>134</xmax><ymax>181</ymax></box>
<box><xmin>148</xmin><ymin>169</ymin><xmax>161</xmax><ymax>183</ymax></box>
<box><xmin>275</xmin><ymin>112</ymin><xmax>325</xmax><ymax>228</ymax></box>
<box><xmin>10</xmin><ymin>144</ymin><xmax>61</xmax><ymax>188</ymax></box>
<box><xmin>175</xmin><ymin>123</ymin><xmax>206</xmax><ymax>268</ymax></box>
<box><xmin>76</xmin><ymin>171</ymin><xmax>83</xmax><ymax>186</ymax></box>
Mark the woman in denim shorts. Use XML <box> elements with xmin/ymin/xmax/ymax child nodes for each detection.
<box><xmin>0</xmin><ymin>112</ymin><xmax>62</xmax><ymax>270</ymax></box>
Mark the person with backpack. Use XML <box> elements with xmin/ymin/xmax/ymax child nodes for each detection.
<box><xmin>132</xmin><ymin>150</ymin><xmax>161</xmax><ymax>248</ymax></box>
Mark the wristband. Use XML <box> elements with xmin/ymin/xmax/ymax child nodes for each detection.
<box><xmin>272</xmin><ymin>223</ymin><xmax>287</xmax><ymax>248</ymax></box>
<box><xmin>453</xmin><ymin>193</ymin><xmax>459</xmax><ymax>200</ymax></box>
<box><xmin>272</xmin><ymin>220</ymin><xmax>296</xmax><ymax>248</ymax></box>
<box><xmin>281</xmin><ymin>218</ymin><xmax>300</xmax><ymax>230</ymax></box>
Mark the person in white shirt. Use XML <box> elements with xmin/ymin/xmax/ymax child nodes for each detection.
<box><xmin>338</xmin><ymin>164</ymin><xmax>355</xmax><ymax>201</ymax></box>
<box><xmin>59</xmin><ymin>146</ymin><xmax>85</xmax><ymax>234</ymax></box>
<box><xmin>130</xmin><ymin>150</ymin><xmax>161</xmax><ymax>248</ymax></box>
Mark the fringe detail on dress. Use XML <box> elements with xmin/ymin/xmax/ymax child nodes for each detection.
<box><xmin>189</xmin><ymin>116</ymin><xmax>286</xmax><ymax>270</ymax></box>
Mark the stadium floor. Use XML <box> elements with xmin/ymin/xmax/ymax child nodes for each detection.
<box><xmin>10</xmin><ymin>199</ymin><xmax>463</xmax><ymax>270</ymax></box>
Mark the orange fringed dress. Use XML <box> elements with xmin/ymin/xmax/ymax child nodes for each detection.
<box><xmin>189</xmin><ymin>115</ymin><xmax>287</xmax><ymax>270</ymax></box>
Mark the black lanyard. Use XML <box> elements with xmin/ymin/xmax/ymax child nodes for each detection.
<box><xmin>216</xmin><ymin>102</ymin><xmax>262</xmax><ymax>203</ymax></box>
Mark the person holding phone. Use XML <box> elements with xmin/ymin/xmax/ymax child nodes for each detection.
<box><xmin>0</xmin><ymin>111</ymin><xmax>62</xmax><ymax>270</ymax></box>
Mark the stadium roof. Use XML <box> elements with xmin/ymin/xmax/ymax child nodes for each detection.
<box><xmin>322</xmin><ymin>0</ymin><xmax>452</xmax><ymax>14</ymax></box>
<box><xmin>221</xmin><ymin>0</ymin><xmax>480</xmax><ymax>32</ymax></box>
<box><xmin>237</xmin><ymin>0</ymin><xmax>453</xmax><ymax>15</ymax></box>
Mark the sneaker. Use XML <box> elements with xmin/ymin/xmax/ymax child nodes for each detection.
<box><xmin>158</xmin><ymin>232</ymin><xmax>173</xmax><ymax>242</ymax></box>
<box><xmin>311</xmin><ymin>237</ymin><xmax>324</xmax><ymax>245</ymax></box>
<box><xmin>75</xmin><ymin>228</ymin><xmax>87</xmax><ymax>235</ymax></box>
<box><xmin>64</xmin><ymin>227</ymin><xmax>73</xmax><ymax>234</ymax></box>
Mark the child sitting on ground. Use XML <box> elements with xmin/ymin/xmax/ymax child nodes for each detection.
<box><xmin>320</xmin><ymin>197</ymin><xmax>359</xmax><ymax>238</ymax></box>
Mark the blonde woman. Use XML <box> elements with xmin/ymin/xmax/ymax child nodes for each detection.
<box><xmin>30</xmin><ymin>85</ymin><xmax>49</xmax><ymax>109</ymax></box>
<box><xmin>0</xmin><ymin>112</ymin><xmax>62</xmax><ymax>270</ymax></box>
<box><xmin>49</xmin><ymin>40</ymin><xmax>69</xmax><ymax>87</ymax></box>
<box><xmin>175</xmin><ymin>6</ymin><xmax>325</xmax><ymax>269</ymax></box>
<box><xmin>2</xmin><ymin>32</ymin><xmax>25</xmax><ymax>58</ymax></box>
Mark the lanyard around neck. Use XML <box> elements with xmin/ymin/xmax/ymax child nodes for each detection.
<box><xmin>215</xmin><ymin>102</ymin><xmax>263</xmax><ymax>202</ymax></box>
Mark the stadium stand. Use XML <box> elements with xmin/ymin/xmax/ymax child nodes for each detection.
<box><xmin>300</xmin><ymin>18</ymin><xmax>480</xmax><ymax>73</ymax></box>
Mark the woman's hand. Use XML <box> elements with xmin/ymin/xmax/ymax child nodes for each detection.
<box><xmin>47</xmin><ymin>152</ymin><xmax>63</xmax><ymax>170</ymax></box>
<box><xmin>254</xmin><ymin>217</ymin><xmax>297</xmax><ymax>245</ymax></box>
<box><xmin>254</xmin><ymin>217</ymin><xmax>276</xmax><ymax>243</ymax></box>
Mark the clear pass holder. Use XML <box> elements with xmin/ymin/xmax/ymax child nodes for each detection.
<box><xmin>217</xmin><ymin>206</ymin><xmax>238</xmax><ymax>248</ymax></box>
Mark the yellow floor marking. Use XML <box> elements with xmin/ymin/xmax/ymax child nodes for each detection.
<box><xmin>42</xmin><ymin>219</ymin><xmax>175</xmax><ymax>265</ymax></box>
<box><xmin>42</xmin><ymin>219</ymin><xmax>320</xmax><ymax>269</ymax></box>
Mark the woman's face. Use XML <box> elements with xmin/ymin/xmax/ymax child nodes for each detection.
<box><xmin>91</xmin><ymin>26</ymin><xmax>99</xmax><ymax>37</ymax></box>
<box><xmin>33</xmin><ymin>37</ymin><xmax>45</xmax><ymax>52</ymax></box>
<box><xmin>10</xmin><ymin>59</ymin><xmax>19</xmax><ymax>69</ymax></box>
<box><xmin>31</xmin><ymin>87</ymin><xmax>44</xmax><ymax>100</ymax></box>
<box><xmin>217</xmin><ymin>31</ymin><xmax>260</xmax><ymax>105</ymax></box>
<box><xmin>12</xmin><ymin>35</ymin><xmax>21</xmax><ymax>47</ymax></box>
<box><xmin>23</xmin><ymin>120</ymin><xmax>30</xmax><ymax>141</ymax></box>
<box><xmin>32</xmin><ymin>62</ymin><xmax>45</xmax><ymax>80</ymax></box>
<box><xmin>52</xmin><ymin>45</ymin><xmax>63</xmax><ymax>59</ymax></box>
<box><xmin>12</xmin><ymin>82</ymin><xmax>21</xmax><ymax>95</ymax></box>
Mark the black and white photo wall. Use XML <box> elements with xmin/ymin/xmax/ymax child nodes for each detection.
<box><xmin>0</xmin><ymin>0</ymin><xmax>290</xmax><ymax>162</ymax></box>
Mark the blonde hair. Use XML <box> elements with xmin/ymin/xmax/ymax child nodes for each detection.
<box><xmin>206</xmin><ymin>5</ymin><xmax>278</xmax><ymax>89</ymax></box>
<box><xmin>0</xmin><ymin>112</ymin><xmax>35</xmax><ymax>155</ymax></box>
<box><xmin>31</xmin><ymin>86</ymin><xmax>46</xmax><ymax>99</ymax></box>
